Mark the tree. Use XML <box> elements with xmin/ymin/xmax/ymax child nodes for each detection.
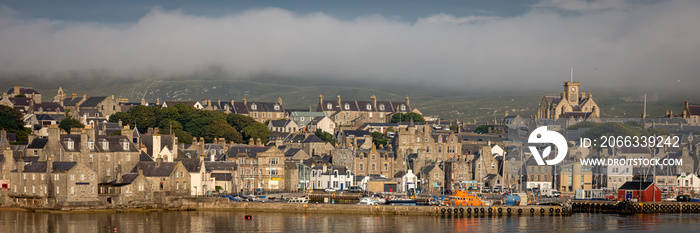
<box><xmin>449</xmin><ymin>125</ymin><xmax>459</xmax><ymax>132</ymax></box>
<box><xmin>58</xmin><ymin>117</ymin><xmax>84</xmax><ymax>133</ymax></box>
<box><xmin>242</xmin><ymin>123</ymin><xmax>270</xmax><ymax>144</ymax></box>
<box><xmin>0</xmin><ymin>105</ymin><xmax>24</xmax><ymax>131</ymax></box>
<box><xmin>200</xmin><ymin>119</ymin><xmax>243</xmax><ymax>143</ymax></box>
<box><xmin>227</xmin><ymin>114</ymin><xmax>257</xmax><ymax>131</ymax></box>
<box><xmin>390</xmin><ymin>112</ymin><xmax>426</xmax><ymax>123</ymax></box>
<box><xmin>127</xmin><ymin>105</ymin><xmax>157</xmax><ymax>133</ymax></box>
<box><xmin>371</xmin><ymin>131</ymin><xmax>388</xmax><ymax>148</ymax></box>
<box><xmin>315</xmin><ymin>129</ymin><xmax>336</xmax><ymax>145</ymax></box>
<box><xmin>474</xmin><ymin>125</ymin><xmax>493</xmax><ymax>134</ymax></box>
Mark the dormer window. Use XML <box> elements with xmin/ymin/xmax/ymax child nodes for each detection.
<box><xmin>379</xmin><ymin>104</ymin><xmax>385</xmax><ymax>111</ymax></box>
<box><xmin>400</xmin><ymin>104</ymin><xmax>406</xmax><ymax>111</ymax></box>
<box><xmin>327</xmin><ymin>103</ymin><xmax>332</xmax><ymax>109</ymax></box>
<box><xmin>87</xmin><ymin>139</ymin><xmax>94</xmax><ymax>150</ymax></box>
<box><xmin>100</xmin><ymin>139</ymin><xmax>109</xmax><ymax>150</ymax></box>
<box><xmin>65</xmin><ymin>138</ymin><xmax>74</xmax><ymax>150</ymax></box>
<box><xmin>344</xmin><ymin>103</ymin><xmax>350</xmax><ymax>110</ymax></box>
<box><xmin>121</xmin><ymin>140</ymin><xmax>129</xmax><ymax>150</ymax></box>
<box><xmin>366</xmin><ymin>104</ymin><xmax>371</xmax><ymax>110</ymax></box>
<box><xmin>274</xmin><ymin>104</ymin><xmax>280</xmax><ymax>110</ymax></box>
<box><xmin>251</xmin><ymin>103</ymin><xmax>257</xmax><ymax>110</ymax></box>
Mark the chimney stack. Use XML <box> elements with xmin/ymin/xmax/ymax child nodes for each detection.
<box><xmin>319</xmin><ymin>94</ymin><xmax>323</xmax><ymax>106</ymax></box>
<box><xmin>278</xmin><ymin>97</ymin><xmax>282</xmax><ymax>106</ymax></box>
<box><xmin>242</xmin><ymin>98</ymin><xmax>247</xmax><ymax>105</ymax></box>
<box><xmin>47</xmin><ymin>154</ymin><xmax>54</xmax><ymax>173</ymax></box>
<box><xmin>248</xmin><ymin>138</ymin><xmax>254</xmax><ymax>146</ymax></box>
<box><xmin>156</xmin><ymin>157</ymin><xmax>163</xmax><ymax>167</ymax></box>
<box><xmin>337</xmin><ymin>95</ymin><xmax>341</xmax><ymax>107</ymax></box>
<box><xmin>405</xmin><ymin>96</ymin><xmax>410</xmax><ymax>106</ymax></box>
<box><xmin>141</xmin><ymin>98</ymin><xmax>146</xmax><ymax>105</ymax></box>
<box><xmin>82</xmin><ymin>93</ymin><xmax>87</xmax><ymax>100</ymax></box>
<box><xmin>371</xmin><ymin>95</ymin><xmax>377</xmax><ymax>110</ymax></box>
<box><xmin>13</xmin><ymin>85</ymin><xmax>19</xmax><ymax>95</ymax></box>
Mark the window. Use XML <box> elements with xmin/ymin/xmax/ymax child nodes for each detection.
<box><xmin>32</xmin><ymin>174</ymin><xmax>35</xmax><ymax>180</ymax></box>
<box><xmin>434</xmin><ymin>173</ymin><xmax>439</xmax><ymax>179</ymax></box>
<box><xmin>89</xmin><ymin>154</ymin><xmax>93</xmax><ymax>162</ymax></box>
<box><xmin>54</xmin><ymin>174</ymin><xmax>59</xmax><ymax>181</ymax></box>
<box><xmin>360</xmin><ymin>164</ymin><xmax>364</xmax><ymax>171</ymax></box>
<box><xmin>254</xmin><ymin>112</ymin><xmax>257</xmax><ymax>117</ymax></box>
<box><xmin>251</xmin><ymin>104</ymin><xmax>257</xmax><ymax>110</ymax></box>
<box><xmin>101</xmin><ymin>139</ymin><xmax>109</xmax><ymax>150</ymax></box>
<box><xmin>71</xmin><ymin>186</ymin><xmax>74</xmax><ymax>194</ymax></box>
<box><xmin>81</xmin><ymin>174</ymin><xmax>85</xmax><ymax>181</ymax></box>
<box><xmin>379</xmin><ymin>104</ymin><xmax>385</xmax><ymax>110</ymax></box>
<box><xmin>274</xmin><ymin>104</ymin><xmax>280</xmax><ymax>110</ymax></box>
<box><xmin>372</xmin><ymin>164</ymin><xmax>375</xmax><ymax>171</ymax></box>
<box><xmin>366</xmin><ymin>104</ymin><xmax>371</xmax><ymax>110</ymax></box>
<box><xmin>126</xmin><ymin>154</ymin><xmax>130</xmax><ymax>161</ymax></box>
<box><xmin>32</xmin><ymin>185</ymin><xmax>35</xmax><ymax>193</ymax></box>
<box><xmin>71</xmin><ymin>174</ymin><xmax>75</xmax><ymax>181</ymax></box>
<box><xmin>139</xmin><ymin>183</ymin><xmax>144</xmax><ymax>191</ymax></box>
<box><xmin>269</xmin><ymin>158</ymin><xmax>278</xmax><ymax>165</ymax></box>
<box><xmin>327</xmin><ymin>103</ymin><xmax>332</xmax><ymax>109</ymax></box>
<box><xmin>344</xmin><ymin>103</ymin><xmax>350</xmax><ymax>110</ymax></box>
<box><xmin>384</xmin><ymin>164</ymin><xmax>388</xmax><ymax>171</ymax></box>
<box><xmin>106</xmin><ymin>154</ymin><xmax>110</xmax><ymax>162</ymax></box>
<box><xmin>262</xmin><ymin>112</ymin><xmax>266</xmax><ymax>118</ymax></box>
<box><xmin>56</xmin><ymin>186</ymin><xmax>59</xmax><ymax>194</ymax></box>
<box><xmin>176</xmin><ymin>183</ymin><xmax>180</xmax><ymax>190</ymax></box>
<box><xmin>69</xmin><ymin>154</ymin><xmax>73</xmax><ymax>161</ymax></box>
<box><xmin>41</xmin><ymin>174</ymin><xmax>44</xmax><ymax>180</ymax></box>
<box><xmin>400</xmin><ymin>105</ymin><xmax>406</xmax><ymax>111</ymax></box>
<box><xmin>426</xmin><ymin>147</ymin><xmax>430</xmax><ymax>153</ymax></box>
<box><xmin>88</xmin><ymin>139</ymin><xmax>94</xmax><ymax>150</ymax></box>
<box><xmin>66</xmin><ymin>138</ymin><xmax>74</xmax><ymax>150</ymax></box>
<box><xmin>121</xmin><ymin>140</ymin><xmax>129</xmax><ymax>150</ymax></box>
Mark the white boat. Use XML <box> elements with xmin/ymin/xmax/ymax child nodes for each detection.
<box><xmin>288</xmin><ymin>196</ymin><xmax>309</xmax><ymax>204</ymax></box>
<box><xmin>358</xmin><ymin>197</ymin><xmax>383</xmax><ymax>205</ymax></box>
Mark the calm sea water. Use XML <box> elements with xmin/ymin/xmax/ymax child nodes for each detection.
<box><xmin>1</xmin><ymin>210</ymin><xmax>699</xmax><ymax>232</ymax></box>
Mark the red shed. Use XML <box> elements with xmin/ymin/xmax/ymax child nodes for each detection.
<box><xmin>617</xmin><ymin>181</ymin><xmax>662</xmax><ymax>202</ymax></box>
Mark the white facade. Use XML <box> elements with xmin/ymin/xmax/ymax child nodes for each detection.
<box><xmin>310</xmin><ymin>165</ymin><xmax>354</xmax><ymax>190</ymax></box>
<box><xmin>527</xmin><ymin>181</ymin><xmax>551</xmax><ymax>189</ymax></box>
<box><xmin>606</xmin><ymin>164</ymin><xmax>633</xmax><ymax>191</ymax></box>
<box><xmin>676</xmin><ymin>173</ymin><xmax>700</xmax><ymax>193</ymax></box>
<box><xmin>400</xmin><ymin>170</ymin><xmax>418</xmax><ymax>192</ymax></box>
<box><xmin>308</xmin><ymin>116</ymin><xmax>336</xmax><ymax>134</ymax></box>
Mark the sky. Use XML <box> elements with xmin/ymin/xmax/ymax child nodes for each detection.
<box><xmin>0</xmin><ymin>0</ymin><xmax>698</xmax><ymax>92</ymax></box>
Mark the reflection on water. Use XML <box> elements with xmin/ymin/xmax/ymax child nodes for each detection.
<box><xmin>1</xmin><ymin>210</ymin><xmax>700</xmax><ymax>232</ymax></box>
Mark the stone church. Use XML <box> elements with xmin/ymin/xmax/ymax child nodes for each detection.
<box><xmin>537</xmin><ymin>81</ymin><xmax>600</xmax><ymax>120</ymax></box>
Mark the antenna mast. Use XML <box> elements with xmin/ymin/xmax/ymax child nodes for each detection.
<box><xmin>570</xmin><ymin>67</ymin><xmax>573</xmax><ymax>82</ymax></box>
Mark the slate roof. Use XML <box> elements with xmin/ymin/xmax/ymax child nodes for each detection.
<box><xmin>687</xmin><ymin>104</ymin><xmax>700</xmax><ymax>115</ymax></box>
<box><xmin>269</xmin><ymin>132</ymin><xmax>291</xmax><ymax>141</ymax></box>
<box><xmin>63</xmin><ymin>98</ymin><xmax>82</xmax><ymax>107</ymax></box>
<box><xmin>286</xmin><ymin>134</ymin><xmax>306</xmax><ymax>143</ymax></box>
<box><xmin>284</xmin><ymin>148</ymin><xmax>302</xmax><ymax>157</ymax></box>
<box><xmin>562</xmin><ymin>112</ymin><xmax>593</xmax><ymax>119</ymax></box>
<box><xmin>164</xmin><ymin>101</ymin><xmax>199</xmax><ymax>108</ymax></box>
<box><xmin>33</xmin><ymin>102</ymin><xmax>64</xmax><ymax>112</ymax></box>
<box><xmin>204</xmin><ymin>161</ymin><xmax>236</xmax><ymax>172</ymax></box>
<box><xmin>141</xmin><ymin>134</ymin><xmax>176</xmax><ymax>156</ymax></box>
<box><xmin>80</xmin><ymin>96</ymin><xmax>108</xmax><ymax>107</ymax></box>
<box><xmin>14</xmin><ymin>161</ymin><xmax>76</xmax><ymax>173</ymax></box>
<box><xmin>36</xmin><ymin>114</ymin><xmax>65</xmax><ymax>122</ymax></box>
<box><xmin>340</xmin><ymin>130</ymin><xmax>371</xmax><ymax>138</ymax></box>
<box><xmin>176</xmin><ymin>158</ymin><xmax>202</xmax><ymax>172</ymax></box>
<box><xmin>9</xmin><ymin>97</ymin><xmax>31</xmax><ymax>106</ymax></box>
<box><xmin>312</xmin><ymin>165</ymin><xmax>351</xmax><ymax>175</ymax></box>
<box><xmin>247</xmin><ymin>102</ymin><xmax>284</xmax><ymax>112</ymax></box>
<box><xmin>211</xmin><ymin>173</ymin><xmax>233</xmax><ymax>181</ymax></box>
<box><xmin>618</xmin><ymin>181</ymin><xmax>654</xmax><ymax>190</ymax></box>
<box><xmin>102</xmin><ymin>173</ymin><xmax>141</xmax><ymax>186</ymax></box>
<box><xmin>131</xmin><ymin>162</ymin><xmax>178</xmax><ymax>177</ymax></box>
<box><xmin>270</xmin><ymin>120</ymin><xmax>289</xmax><ymax>128</ymax></box>
<box><xmin>140</xmin><ymin>151</ymin><xmax>153</xmax><ymax>162</ymax></box>
<box><xmin>27</xmin><ymin>138</ymin><xmax>48</xmax><ymax>149</ymax></box>
<box><xmin>232</xmin><ymin>102</ymin><xmax>249</xmax><ymax>114</ymax></box>
<box><xmin>303</xmin><ymin>135</ymin><xmax>324</xmax><ymax>143</ymax></box>
<box><xmin>226</xmin><ymin>146</ymin><xmax>270</xmax><ymax>159</ymax></box>
<box><xmin>7</xmin><ymin>87</ymin><xmax>39</xmax><ymax>95</ymax></box>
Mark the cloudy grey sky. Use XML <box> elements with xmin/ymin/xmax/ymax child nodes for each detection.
<box><xmin>0</xmin><ymin>0</ymin><xmax>698</xmax><ymax>91</ymax></box>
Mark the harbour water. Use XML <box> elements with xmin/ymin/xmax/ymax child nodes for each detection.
<box><xmin>1</xmin><ymin>210</ymin><xmax>700</xmax><ymax>232</ymax></box>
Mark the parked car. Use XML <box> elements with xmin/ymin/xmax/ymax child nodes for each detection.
<box><xmin>324</xmin><ymin>188</ymin><xmax>337</xmax><ymax>193</ymax></box>
<box><xmin>541</xmin><ymin>189</ymin><xmax>560</xmax><ymax>197</ymax></box>
<box><xmin>493</xmin><ymin>186</ymin><xmax>502</xmax><ymax>193</ymax></box>
<box><xmin>254</xmin><ymin>188</ymin><xmax>265</xmax><ymax>195</ymax></box>
<box><xmin>482</xmin><ymin>187</ymin><xmax>491</xmax><ymax>193</ymax></box>
<box><xmin>347</xmin><ymin>186</ymin><xmax>363</xmax><ymax>192</ymax></box>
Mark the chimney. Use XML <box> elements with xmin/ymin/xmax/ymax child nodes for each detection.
<box><xmin>248</xmin><ymin>138</ymin><xmax>254</xmax><ymax>146</ymax></box>
<box><xmin>3</xmin><ymin>147</ymin><xmax>12</xmax><ymax>167</ymax></box>
<box><xmin>218</xmin><ymin>138</ymin><xmax>225</xmax><ymax>149</ymax></box>
<box><xmin>581</xmin><ymin>92</ymin><xmax>586</xmax><ymax>99</ymax></box>
<box><xmin>17</xmin><ymin>158</ymin><xmax>24</xmax><ymax>173</ymax></box>
<box><xmin>47</xmin><ymin>154</ymin><xmax>54</xmax><ymax>173</ymax></box>
<box><xmin>82</xmin><ymin>93</ymin><xmax>87</xmax><ymax>101</ymax></box>
<box><xmin>256</xmin><ymin>138</ymin><xmax>262</xmax><ymax>146</ymax></box>
<box><xmin>72</xmin><ymin>93</ymin><xmax>77</xmax><ymax>100</ymax></box>
<box><xmin>80</xmin><ymin>130</ymin><xmax>88</xmax><ymax>152</ymax></box>
<box><xmin>405</xmin><ymin>96</ymin><xmax>410</xmax><ymax>107</ymax></box>
<box><xmin>371</xmin><ymin>95</ymin><xmax>377</xmax><ymax>110</ymax></box>
<box><xmin>308</xmin><ymin>105</ymin><xmax>313</xmax><ymax>112</ymax></box>
<box><xmin>278</xmin><ymin>97</ymin><xmax>282</xmax><ymax>106</ymax></box>
<box><xmin>562</xmin><ymin>91</ymin><xmax>566</xmax><ymax>100</ymax></box>
<box><xmin>242</xmin><ymin>98</ymin><xmax>247</xmax><ymax>105</ymax></box>
<box><xmin>141</xmin><ymin>98</ymin><xmax>146</xmax><ymax>105</ymax></box>
<box><xmin>217</xmin><ymin>99</ymin><xmax>221</xmax><ymax>108</ymax></box>
<box><xmin>110</xmin><ymin>94</ymin><xmax>115</xmax><ymax>100</ymax></box>
<box><xmin>198</xmin><ymin>137</ymin><xmax>205</xmax><ymax>155</ymax></box>
<box><xmin>208</xmin><ymin>100</ymin><xmax>212</xmax><ymax>107</ymax></box>
<box><xmin>319</xmin><ymin>94</ymin><xmax>323</xmax><ymax>106</ymax></box>
<box><xmin>85</xmin><ymin>126</ymin><xmax>96</xmax><ymax>140</ymax></box>
<box><xmin>156</xmin><ymin>98</ymin><xmax>160</xmax><ymax>105</ymax></box>
<box><xmin>337</xmin><ymin>95</ymin><xmax>341</xmax><ymax>107</ymax></box>
<box><xmin>48</xmin><ymin>125</ymin><xmax>60</xmax><ymax>142</ymax></box>
<box><xmin>156</xmin><ymin>157</ymin><xmax>163</xmax><ymax>167</ymax></box>
<box><xmin>13</xmin><ymin>85</ymin><xmax>19</xmax><ymax>95</ymax></box>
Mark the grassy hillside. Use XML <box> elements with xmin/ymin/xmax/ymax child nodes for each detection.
<box><xmin>0</xmin><ymin>72</ymin><xmax>696</xmax><ymax>123</ymax></box>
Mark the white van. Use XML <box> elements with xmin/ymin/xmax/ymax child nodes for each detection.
<box><xmin>541</xmin><ymin>189</ymin><xmax>561</xmax><ymax>197</ymax></box>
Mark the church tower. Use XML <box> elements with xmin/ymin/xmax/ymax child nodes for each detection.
<box><xmin>564</xmin><ymin>81</ymin><xmax>580</xmax><ymax>105</ymax></box>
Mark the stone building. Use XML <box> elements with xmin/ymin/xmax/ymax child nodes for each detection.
<box><xmin>98</xmin><ymin>171</ymin><xmax>154</xmax><ymax>206</ymax></box>
<box><xmin>6</xmin><ymin>85</ymin><xmax>41</xmax><ymax>103</ymax></box>
<box><xmin>353</xmin><ymin>145</ymin><xmax>396</xmax><ymax>177</ymax></box>
<box><xmin>537</xmin><ymin>80</ymin><xmax>600</xmax><ymax>120</ymax></box>
<box><xmin>10</xmin><ymin>156</ymin><xmax>99</xmax><ymax>206</ymax></box>
<box><xmin>419</xmin><ymin>163</ymin><xmax>444</xmax><ymax>193</ymax></box>
<box><xmin>227</xmin><ymin>144</ymin><xmax>285</xmax><ymax>192</ymax></box>
<box><xmin>131</xmin><ymin>160</ymin><xmax>191</xmax><ymax>196</ymax></box>
<box><xmin>316</xmin><ymin>95</ymin><xmax>412</xmax><ymax>126</ymax></box>
<box><xmin>394</xmin><ymin>120</ymin><xmax>462</xmax><ymax>172</ymax></box>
